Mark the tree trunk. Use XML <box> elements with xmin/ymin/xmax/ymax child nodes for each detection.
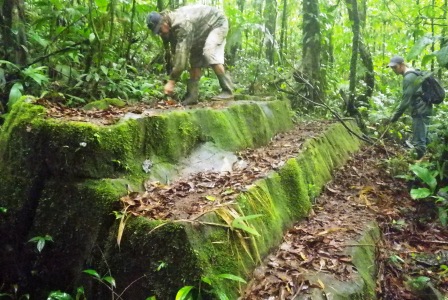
<box><xmin>279</xmin><ymin>0</ymin><xmax>288</xmax><ymax>59</ymax></box>
<box><xmin>264</xmin><ymin>0</ymin><xmax>277</xmax><ymax>65</ymax></box>
<box><xmin>125</xmin><ymin>0</ymin><xmax>137</xmax><ymax>61</ymax></box>
<box><xmin>0</xmin><ymin>0</ymin><xmax>28</xmax><ymax>66</ymax></box>
<box><xmin>300</xmin><ymin>0</ymin><xmax>323</xmax><ymax>110</ymax></box>
<box><xmin>345</xmin><ymin>0</ymin><xmax>359</xmax><ymax>112</ymax></box>
<box><xmin>346</xmin><ymin>0</ymin><xmax>374</xmax><ymax>110</ymax></box>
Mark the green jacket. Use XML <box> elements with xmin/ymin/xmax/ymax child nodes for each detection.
<box><xmin>391</xmin><ymin>70</ymin><xmax>432</xmax><ymax>122</ymax></box>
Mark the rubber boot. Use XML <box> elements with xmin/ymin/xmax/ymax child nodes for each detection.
<box><xmin>182</xmin><ymin>79</ymin><xmax>199</xmax><ymax>105</ymax></box>
<box><xmin>212</xmin><ymin>74</ymin><xmax>234</xmax><ymax>101</ymax></box>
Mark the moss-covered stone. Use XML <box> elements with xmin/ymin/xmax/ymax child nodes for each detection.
<box><xmin>0</xmin><ymin>97</ymin><xmax>295</xmax><ymax>298</ymax></box>
<box><xmin>349</xmin><ymin>222</ymin><xmax>381</xmax><ymax>299</ymax></box>
<box><xmin>0</xmin><ymin>96</ymin><xmax>365</xmax><ymax>299</ymax></box>
<box><xmin>97</xmin><ymin>117</ymin><xmax>363</xmax><ymax>298</ymax></box>
<box><xmin>24</xmin><ymin>179</ymin><xmax>127</xmax><ymax>298</ymax></box>
<box><xmin>295</xmin><ymin>222</ymin><xmax>380</xmax><ymax>300</ymax></box>
<box><xmin>99</xmin><ymin>217</ymin><xmax>203</xmax><ymax>300</ymax></box>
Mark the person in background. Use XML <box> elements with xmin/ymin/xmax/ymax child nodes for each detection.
<box><xmin>387</xmin><ymin>55</ymin><xmax>432</xmax><ymax>160</ymax></box>
<box><xmin>146</xmin><ymin>5</ymin><xmax>234</xmax><ymax>105</ymax></box>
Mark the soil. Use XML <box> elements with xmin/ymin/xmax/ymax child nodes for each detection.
<box><xmin>39</xmin><ymin>99</ymin><xmax>448</xmax><ymax>299</ymax></box>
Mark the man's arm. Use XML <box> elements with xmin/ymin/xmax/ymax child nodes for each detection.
<box><xmin>169</xmin><ymin>22</ymin><xmax>193</xmax><ymax>80</ymax></box>
<box><xmin>391</xmin><ymin>73</ymin><xmax>419</xmax><ymax>122</ymax></box>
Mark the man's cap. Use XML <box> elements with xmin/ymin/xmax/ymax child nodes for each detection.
<box><xmin>388</xmin><ymin>55</ymin><xmax>404</xmax><ymax>67</ymax></box>
<box><xmin>146</xmin><ymin>12</ymin><xmax>163</xmax><ymax>34</ymax></box>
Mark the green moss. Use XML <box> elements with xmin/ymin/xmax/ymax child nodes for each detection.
<box><xmin>19</xmin><ymin>178</ymin><xmax>128</xmax><ymax>298</ymax></box>
<box><xmin>278</xmin><ymin>158</ymin><xmax>311</xmax><ymax>218</ymax></box>
<box><xmin>0</xmin><ymin>99</ymin><xmax>46</xmax><ymax>178</ymax></box>
<box><xmin>193</xmin><ymin>109</ymin><xmax>247</xmax><ymax>150</ymax></box>
<box><xmin>192</xmin><ymin>101</ymin><xmax>292</xmax><ymax>151</ymax></box>
<box><xmin>256</xmin><ymin>101</ymin><xmax>293</xmax><ymax>138</ymax></box>
<box><xmin>349</xmin><ymin>222</ymin><xmax>381</xmax><ymax>299</ymax></box>
<box><xmin>103</xmin><ymin>217</ymin><xmax>202</xmax><ymax>300</ymax></box>
<box><xmin>38</xmin><ymin>119</ymin><xmax>145</xmax><ymax>178</ymax></box>
<box><xmin>142</xmin><ymin>112</ymin><xmax>201</xmax><ymax>161</ymax></box>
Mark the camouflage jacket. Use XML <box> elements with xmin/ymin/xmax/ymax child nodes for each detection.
<box><xmin>162</xmin><ymin>5</ymin><xmax>227</xmax><ymax>80</ymax></box>
<box><xmin>391</xmin><ymin>70</ymin><xmax>432</xmax><ymax>122</ymax></box>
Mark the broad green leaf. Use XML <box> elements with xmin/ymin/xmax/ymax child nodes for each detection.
<box><xmin>231</xmin><ymin>215</ymin><xmax>261</xmax><ymax>237</ymax></box>
<box><xmin>0</xmin><ymin>60</ymin><xmax>20</xmax><ymax>70</ymax></box>
<box><xmin>410</xmin><ymin>188</ymin><xmax>431</xmax><ymax>199</ymax></box>
<box><xmin>216</xmin><ymin>291</ymin><xmax>229</xmax><ymax>300</ymax></box>
<box><xmin>28</xmin><ymin>236</ymin><xmax>40</xmax><ymax>242</ymax></box>
<box><xmin>435</xmin><ymin>46</ymin><xmax>448</xmax><ymax>67</ymax></box>
<box><xmin>27</xmin><ymin>72</ymin><xmax>48</xmax><ymax>85</ymax></box>
<box><xmin>22</xmin><ymin>66</ymin><xmax>49</xmax><ymax>86</ymax></box>
<box><xmin>407</xmin><ymin>36</ymin><xmax>434</xmax><ymax>60</ymax></box>
<box><xmin>421</xmin><ymin>54</ymin><xmax>436</xmax><ymax>67</ymax></box>
<box><xmin>201</xmin><ymin>276</ymin><xmax>212</xmax><ymax>285</ymax></box>
<box><xmin>102</xmin><ymin>276</ymin><xmax>116</xmax><ymax>288</ymax></box>
<box><xmin>37</xmin><ymin>239</ymin><xmax>45</xmax><ymax>252</ymax></box>
<box><xmin>100</xmin><ymin>66</ymin><xmax>108</xmax><ymax>76</ymax></box>
<box><xmin>439</xmin><ymin>186</ymin><xmax>448</xmax><ymax>193</ymax></box>
<box><xmin>95</xmin><ymin>0</ymin><xmax>108</xmax><ymax>11</ymax></box>
<box><xmin>216</xmin><ymin>273</ymin><xmax>247</xmax><ymax>283</ymax></box>
<box><xmin>82</xmin><ymin>269</ymin><xmax>101</xmax><ymax>279</ymax></box>
<box><xmin>47</xmin><ymin>291</ymin><xmax>74</xmax><ymax>300</ymax></box>
<box><xmin>8</xmin><ymin>82</ymin><xmax>24</xmax><ymax>107</ymax></box>
<box><xmin>409</xmin><ymin>165</ymin><xmax>437</xmax><ymax>191</ymax></box>
<box><xmin>146</xmin><ymin>297</ymin><xmax>157</xmax><ymax>300</ymax></box>
<box><xmin>175</xmin><ymin>286</ymin><xmax>195</xmax><ymax>300</ymax></box>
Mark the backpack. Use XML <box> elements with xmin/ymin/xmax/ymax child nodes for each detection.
<box><xmin>408</xmin><ymin>70</ymin><xmax>446</xmax><ymax>105</ymax></box>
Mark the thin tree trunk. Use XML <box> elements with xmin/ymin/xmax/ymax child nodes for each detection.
<box><xmin>264</xmin><ymin>0</ymin><xmax>277</xmax><ymax>65</ymax></box>
<box><xmin>279</xmin><ymin>0</ymin><xmax>288</xmax><ymax>59</ymax></box>
<box><xmin>0</xmin><ymin>0</ymin><xmax>28</xmax><ymax>66</ymax></box>
<box><xmin>108</xmin><ymin>0</ymin><xmax>116</xmax><ymax>44</ymax></box>
<box><xmin>125</xmin><ymin>0</ymin><xmax>137</xmax><ymax>61</ymax></box>
<box><xmin>300</xmin><ymin>0</ymin><xmax>323</xmax><ymax>110</ymax></box>
<box><xmin>344</xmin><ymin>0</ymin><xmax>365</xmax><ymax>130</ymax></box>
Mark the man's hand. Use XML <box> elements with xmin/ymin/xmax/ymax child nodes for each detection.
<box><xmin>164</xmin><ymin>80</ymin><xmax>176</xmax><ymax>96</ymax></box>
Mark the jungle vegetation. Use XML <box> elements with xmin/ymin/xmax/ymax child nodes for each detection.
<box><xmin>1</xmin><ymin>0</ymin><xmax>448</xmax><ymax>298</ymax></box>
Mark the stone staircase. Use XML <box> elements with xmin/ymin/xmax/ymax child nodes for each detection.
<box><xmin>0</xmin><ymin>97</ymin><xmax>369</xmax><ymax>299</ymax></box>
